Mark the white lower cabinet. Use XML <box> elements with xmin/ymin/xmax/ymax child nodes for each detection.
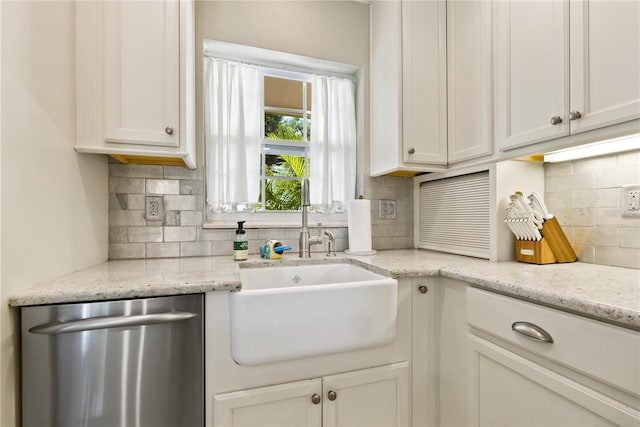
<box><xmin>412</xmin><ymin>277</ymin><xmax>468</xmax><ymax>427</ymax></box>
<box><xmin>213</xmin><ymin>362</ymin><xmax>409</xmax><ymax>427</ymax></box>
<box><xmin>214</xmin><ymin>379</ymin><xmax>322</xmax><ymax>427</ymax></box>
<box><xmin>413</xmin><ymin>278</ymin><xmax>640</xmax><ymax>427</ymax></box>
<box><xmin>467</xmin><ymin>287</ymin><xmax>640</xmax><ymax>426</ymax></box>
<box><xmin>468</xmin><ymin>335</ymin><xmax>638</xmax><ymax>426</ymax></box>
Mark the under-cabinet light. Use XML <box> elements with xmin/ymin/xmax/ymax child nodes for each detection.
<box><xmin>544</xmin><ymin>133</ymin><xmax>640</xmax><ymax>163</ymax></box>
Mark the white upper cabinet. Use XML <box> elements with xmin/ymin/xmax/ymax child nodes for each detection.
<box><xmin>494</xmin><ymin>1</ymin><xmax>570</xmax><ymax>150</ymax></box>
<box><xmin>370</xmin><ymin>0</ymin><xmax>402</xmax><ymax>176</ymax></box>
<box><xmin>370</xmin><ymin>0</ymin><xmax>493</xmax><ymax>174</ymax></box>
<box><xmin>76</xmin><ymin>0</ymin><xmax>196</xmax><ymax>168</ymax></box>
<box><xmin>569</xmin><ymin>0</ymin><xmax>640</xmax><ymax>134</ymax></box>
<box><xmin>495</xmin><ymin>0</ymin><xmax>640</xmax><ymax>151</ymax></box>
<box><xmin>401</xmin><ymin>0</ymin><xmax>448</xmax><ymax>166</ymax></box>
<box><xmin>370</xmin><ymin>0</ymin><xmax>447</xmax><ymax>176</ymax></box>
<box><xmin>103</xmin><ymin>1</ymin><xmax>180</xmax><ymax>147</ymax></box>
<box><xmin>447</xmin><ymin>0</ymin><xmax>494</xmax><ymax>163</ymax></box>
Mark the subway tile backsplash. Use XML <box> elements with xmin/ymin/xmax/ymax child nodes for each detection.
<box><xmin>109</xmin><ymin>150</ymin><xmax>638</xmax><ymax>268</ymax></box>
<box><xmin>544</xmin><ymin>149</ymin><xmax>640</xmax><ymax>269</ymax></box>
<box><xmin>108</xmin><ymin>162</ymin><xmax>414</xmax><ymax>259</ymax></box>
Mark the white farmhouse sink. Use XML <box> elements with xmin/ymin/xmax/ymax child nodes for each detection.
<box><xmin>230</xmin><ymin>263</ymin><xmax>398</xmax><ymax>366</ymax></box>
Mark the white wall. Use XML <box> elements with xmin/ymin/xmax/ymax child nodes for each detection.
<box><xmin>0</xmin><ymin>2</ymin><xmax>109</xmax><ymax>424</ymax></box>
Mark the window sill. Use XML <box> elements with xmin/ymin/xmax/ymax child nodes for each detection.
<box><xmin>203</xmin><ymin>211</ymin><xmax>348</xmax><ymax>229</ymax></box>
<box><xmin>202</xmin><ymin>222</ymin><xmax>347</xmax><ymax>229</ymax></box>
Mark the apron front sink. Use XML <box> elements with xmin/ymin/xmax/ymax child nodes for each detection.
<box><xmin>230</xmin><ymin>263</ymin><xmax>398</xmax><ymax>365</ymax></box>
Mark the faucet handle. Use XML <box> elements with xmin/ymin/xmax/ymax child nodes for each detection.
<box><xmin>324</xmin><ymin>230</ymin><xmax>337</xmax><ymax>257</ymax></box>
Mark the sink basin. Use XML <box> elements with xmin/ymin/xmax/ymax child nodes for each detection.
<box><xmin>230</xmin><ymin>263</ymin><xmax>398</xmax><ymax>366</ymax></box>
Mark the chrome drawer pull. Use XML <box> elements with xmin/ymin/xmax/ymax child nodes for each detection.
<box><xmin>511</xmin><ymin>321</ymin><xmax>554</xmax><ymax>343</ymax></box>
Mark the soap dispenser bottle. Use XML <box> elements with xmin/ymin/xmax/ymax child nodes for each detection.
<box><xmin>233</xmin><ymin>221</ymin><xmax>248</xmax><ymax>261</ymax></box>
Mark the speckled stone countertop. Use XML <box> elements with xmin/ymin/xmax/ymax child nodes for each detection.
<box><xmin>9</xmin><ymin>249</ymin><xmax>640</xmax><ymax>329</ymax></box>
<box><xmin>8</xmin><ymin>257</ymin><xmax>243</xmax><ymax>307</ymax></box>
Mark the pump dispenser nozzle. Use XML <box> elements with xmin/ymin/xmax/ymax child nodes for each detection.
<box><xmin>236</xmin><ymin>221</ymin><xmax>246</xmax><ymax>234</ymax></box>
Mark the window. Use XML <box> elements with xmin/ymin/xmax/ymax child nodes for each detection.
<box><xmin>259</xmin><ymin>72</ymin><xmax>313</xmax><ymax>211</ymax></box>
<box><xmin>203</xmin><ymin>40</ymin><xmax>359</xmax><ymax>227</ymax></box>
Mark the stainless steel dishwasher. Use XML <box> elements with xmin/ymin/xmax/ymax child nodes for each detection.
<box><xmin>21</xmin><ymin>294</ymin><xmax>203</xmax><ymax>427</ymax></box>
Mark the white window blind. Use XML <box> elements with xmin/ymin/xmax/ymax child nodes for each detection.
<box><xmin>418</xmin><ymin>171</ymin><xmax>490</xmax><ymax>259</ymax></box>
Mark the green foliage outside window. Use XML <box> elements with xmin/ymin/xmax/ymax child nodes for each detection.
<box><xmin>259</xmin><ymin>114</ymin><xmax>309</xmax><ymax>211</ymax></box>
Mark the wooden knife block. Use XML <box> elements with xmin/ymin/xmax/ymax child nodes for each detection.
<box><xmin>515</xmin><ymin>239</ymin><xmax>556</xmax><ymax>264</ymax></box>
<box><xmin>540</xmin><ymin>216</ymin><xmax>578</xmax><ymax>263</ymax></box>
<box><xmin>515</xmin><ymin>217</ymin><xmax>577</xmax><ymax>264</ymax></box>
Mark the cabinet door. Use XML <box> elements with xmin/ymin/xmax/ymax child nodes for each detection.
<box><xmin>402</xmin><ymin>0</ymin><xmax>447</xmax><ymax>165</ymax></box>
<box><xmin>468</xmin><ymin>335</ymin><xmax>639</xmax><ymax>426</ymax></box>
<box><xmin>447</xmin><ymin>0</ymin><xmax>493</xmax><ymax>163</ymax></box>
<box><xmin>569</xmin><ymin>0</ymin><xmax>640</xmax><ymax>134</ymax></box>
<box><xmin>370</xmin><ymin>0</ymin><xmax>402</xmax><ymax>176</ymax></box>
<box><xmin>494</xmin><ymin>1</ymin><xmax>569</xmax><ymax>150</ymax></box>
<box><xmin>323</xmin><ymin>362</ymin><xmax>409</xmax><ymax>427</ymax></box>
<box><xmin>213</xmin><ymin>379</ymin><xmax>322</xmax><ymax>427</ymax></box>
<box><xmin>103</xmin><ymin>1</ymin><xmax>180</xmax><ymax>147</ymax></box>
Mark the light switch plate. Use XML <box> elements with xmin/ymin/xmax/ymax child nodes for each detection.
<box><xmin>379</xmin><ymin>199</ymin><xmax>397</xmax><ymax>219</ymax></box>
<box><xmin>621</xmin><ymin>184</ymin><xmax>640</xmax><ymax>218</ymax></box>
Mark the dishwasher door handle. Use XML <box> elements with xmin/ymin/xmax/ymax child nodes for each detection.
<box><xmin>29</xmin><ymin>311</ymin><xmax>198</xmax><ymax>334</ymax></box>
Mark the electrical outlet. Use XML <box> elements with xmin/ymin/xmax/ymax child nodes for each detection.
<box><xmin>145</xmin><ymin>196</ymin><xmax>163</xmax><ymax>220</ymax></box>
<box><xmin>621</xmin><ymin>185</ymin><xmax>640</xmax><ymax>218</ymax></box>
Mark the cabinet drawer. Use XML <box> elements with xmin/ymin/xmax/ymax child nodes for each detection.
<box><xmin>467</xmin><ymin>287</ymin><xmax>640</xmax><ymax>396</ymax></box>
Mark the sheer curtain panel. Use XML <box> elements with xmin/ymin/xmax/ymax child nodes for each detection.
<box><xmin>204</xmin><ymin>58</ymin><xmax>260</xmax><ymax>212</ymax></box>
<box><xmin>310</xmin><ymin>76</ymin><xmax>357</xmax><ymax>211</ymax></box>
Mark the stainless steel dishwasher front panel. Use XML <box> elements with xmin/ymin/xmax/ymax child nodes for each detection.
<box><xmin>21</xmin><ymin>294</ymin><xmax>203</xmax><ymax>427</ymax></box>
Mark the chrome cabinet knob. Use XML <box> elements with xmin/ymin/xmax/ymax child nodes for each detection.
<box><xmin>418</xmin><ymin>285</ymin><xmax>428</xmax><ymax>294</ymax></box>
<box><xmin>549</xmin><ymin>116</ymin><xmax>563</xmax><ymax>125</ymax></box>
<box><xmin>165</xmin><ymin>126</ymin><xmax>174</xmax><ymax>135</ymax></box>
<box><xmin>569</xmin><ymin>111</ymin><xmax>582</xmax><ymax>120</ymax></box>
<box><xmin>408</xmin><ymin>148</ymin><xmax>416</xmax><ymax>155</ymax></box>
<box><xmin>311</xmin><ymin>394</ymin><xmax>321</xmax><ymax>405</ymax></box>
<box><xmin>328</xmin><ymin>390</ymin><xmax>337</xmax><ymax>401</ymax></box>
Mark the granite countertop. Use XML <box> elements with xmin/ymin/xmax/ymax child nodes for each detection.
<box><xmin>8</xmin><ymin>257</ymin><xmax>243</xmax><ymax>307</ymax></box>
<box><xmin>9</xmin><ymin>249</ymin><xmax>640</xmax><ymax>330</ymax></box>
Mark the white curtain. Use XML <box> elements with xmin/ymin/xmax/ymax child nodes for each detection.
<box><xmin>310</xmin><ymin>76</ymin><xmax>357</xmax><ymax>211</ymax></box>
<box><xmin>204</xmin><ymin>58</ymin><xmax>261</xmax><ymax>212</ymax></box>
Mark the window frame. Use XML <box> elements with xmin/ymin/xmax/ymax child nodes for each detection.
<box><xmin>203</xmin><ymin>39</ymin><xmax>360</xmax><ymax>229</ymax></box>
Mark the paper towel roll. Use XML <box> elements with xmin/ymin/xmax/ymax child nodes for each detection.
<box><xmin>346</xmin><ymin>199</ymin><xmax>377</xmax><ymax>255</ymax></box>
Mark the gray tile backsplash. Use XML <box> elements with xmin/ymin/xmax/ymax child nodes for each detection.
<box><xmin>544</xmin><ymin>149</ymin><xmax>640</xmax><ymax>269</ymax></box>
<box><xmin>109</xmin><ymin>149</ymin><xmax>639</xmax><ymax>267</ymax></box>
<box><xmin>108</xmin><ymin>163</ymin><xmax>414</xmax><ymax>259</ymax></box>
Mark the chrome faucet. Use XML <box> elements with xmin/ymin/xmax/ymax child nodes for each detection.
<box><xmin>299</xmin><ymin>178</ymin><xmax>323</xmax><ymax>258</ymax></box>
